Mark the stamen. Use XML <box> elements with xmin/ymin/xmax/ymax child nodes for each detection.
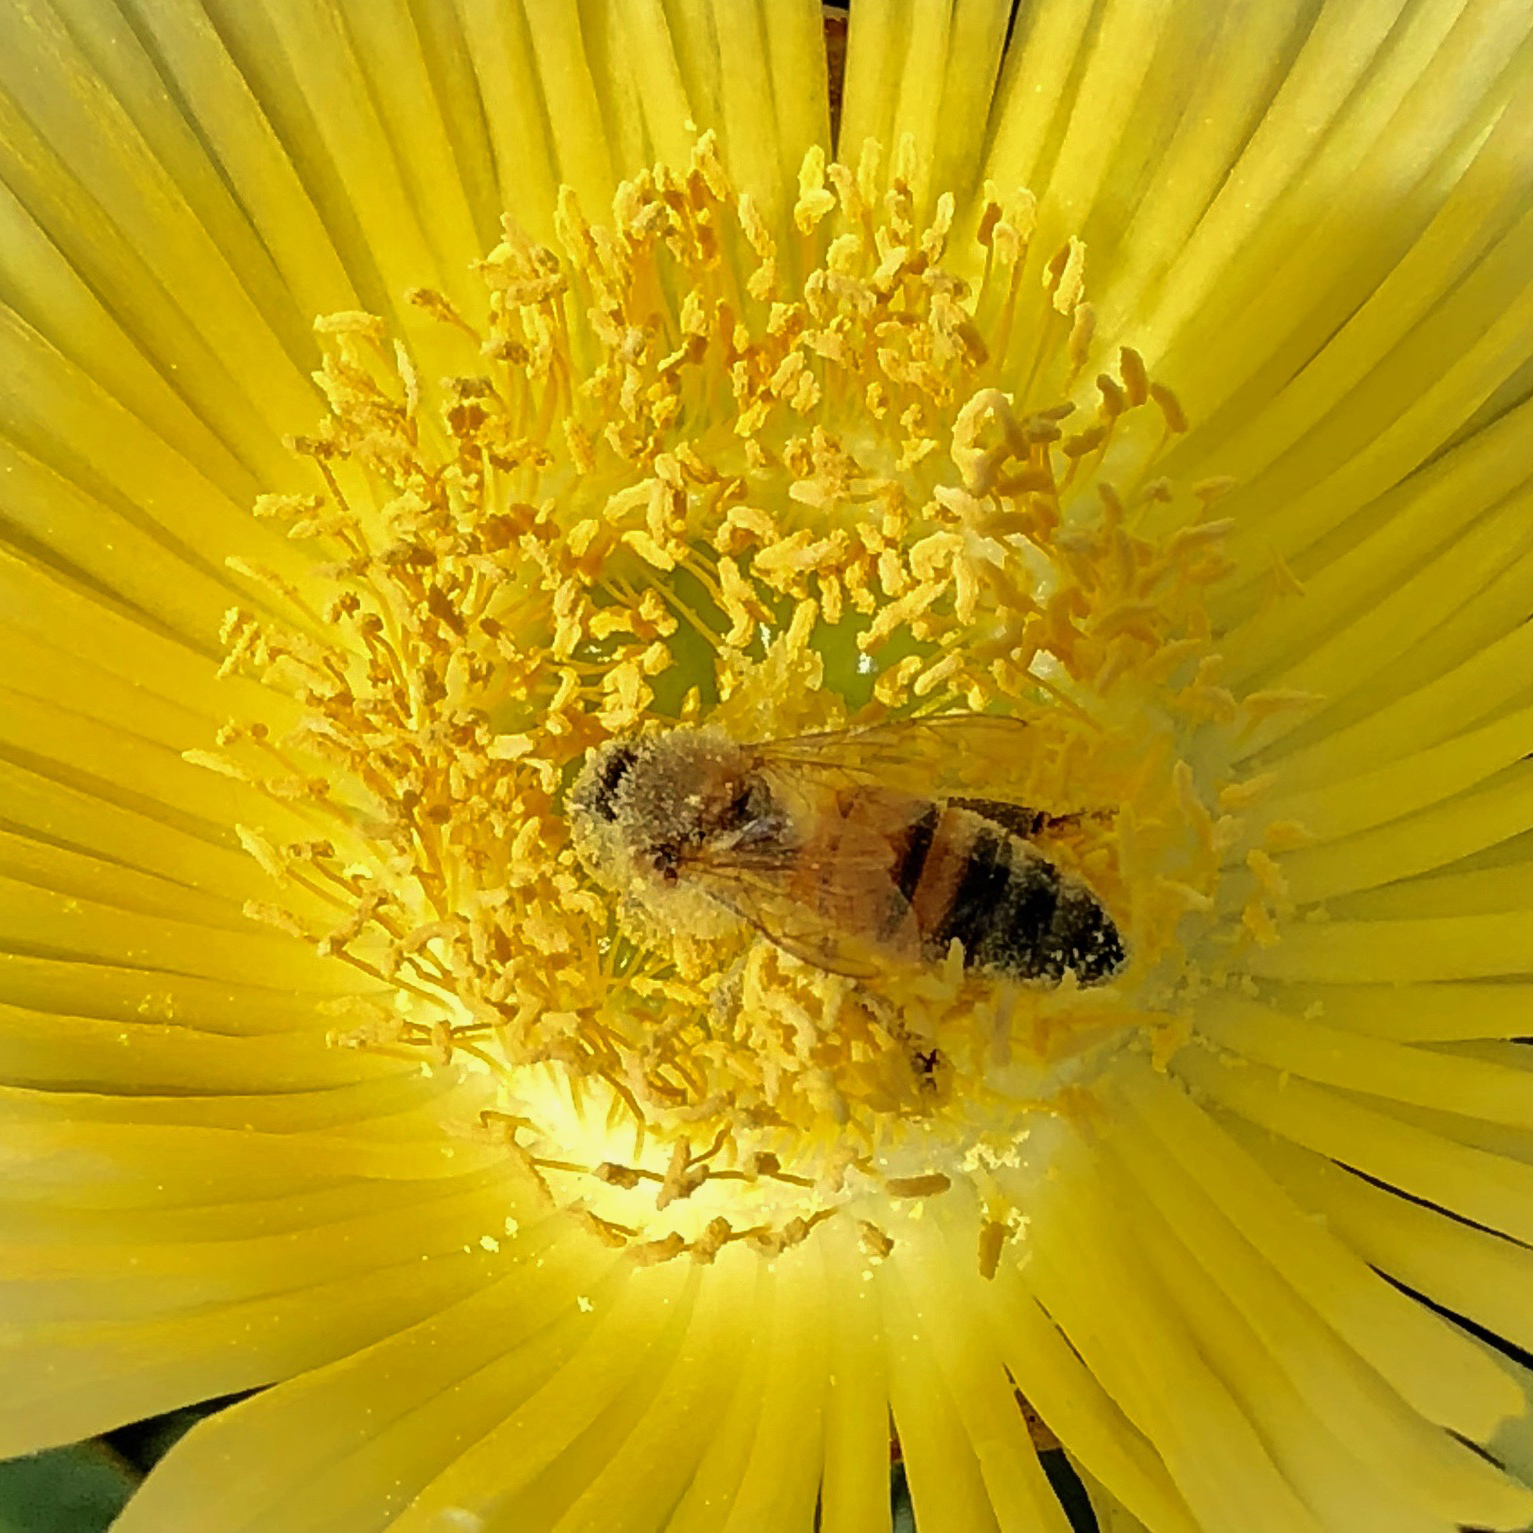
<box><xmin>195</xmin><ymin>135</ymin><xmax>1274</xmax><ymax>1267</ymax></box>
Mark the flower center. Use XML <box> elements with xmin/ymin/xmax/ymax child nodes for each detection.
<box><xmin>202</xmin><ymin>134</ymin><xmax>1289</xmax><ymax>1268</ymax></box>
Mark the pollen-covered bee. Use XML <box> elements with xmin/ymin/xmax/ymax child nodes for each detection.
<box><xmin>567</xmin><ymin>716</ymin><xmax>1125</xmax><ymax>985</ymax></box>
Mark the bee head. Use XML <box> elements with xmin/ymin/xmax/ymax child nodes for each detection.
<box><xmin>567</xmin><ymin>728</ymin><xmax>772</xmax><ymax>942</ymax></box>
<box><xmin>565</xmin><ymin>728</ymin><xmax>789</xmax><ymax>948</ymax></box>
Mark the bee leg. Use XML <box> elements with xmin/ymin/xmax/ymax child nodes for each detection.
<box><xmin>858</xmin><ymin>985</ymin><xmax>917</xmax><ymax>1051</ymax></box>
<box><xmin>947</xmin><ymin>797</ymin><xmax>1115</xmax><ymax>839</ymax></box>
<box><xmin>1041</xmin><ymin>807</ymin><xmax>1119</xmax><ymax>831</ymax></box>
<box><xmin>990</xmin><ymin>985</ymin><xmax>1017</xmax><ymax>1069</ymax></box>
<box><xmin>709</xmin><ymin>955</ymin><xmax>747</xmax><ymax>1026</ymax></box>
<box><xmin>945</xmin><ymin>796</ymin><xmax>1050</xmax><ymax>839</ymax></box>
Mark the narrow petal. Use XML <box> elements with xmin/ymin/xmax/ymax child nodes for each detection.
<box><xmin>110</xmin><ymin>1231</ymin><xmax>624</xmax><ymax>1533</ymax></box>
<box><xmin>380</xmin><ymin>1259</ymin><xmax>695</xmax><ymax>1532</ymax></box>
<box><xmin>1248</xmin><ymin>981</ymin><xmax>1533</xmax><ymax>1043</ymax></box>
<box><xmin>1176</xmin><ymin>1046</ymin><xmax>1533</xmax><ymax>1244</ymax></box>
<box><xmin>548</xmin><ymin>1253</ymin><xmax>761</xmax><ymax>1533</ymax></box>
<box><xmin>981</xmin><ymin>1268</ymin><xmax>1200</xmax><ymax>1533</ymax></box>
<box><xmin>1243</xmin><ymin>1124</ymin><xmax>1533</xmax><ymax>1359</ymax></box>
<box><xmin>698</xmin><ymin>1249</ymin><xmax>827</xmax><ymax>1533</ymax></box>
<box><xmin>1015</xmin><ymin>1142</ymin><xmax>1326</xmax><ymax>1533</ymax></box>
<box><xmin>894</xmin><ymin>1214</ymin><xmax>1075</xmax><ymax>1532</ymax></box>
<box><xmin>1239</xmin><ymin>911</ymin><xmax>1533</xmax><ymax>983</ymax></box>
<box><xmin>1191</xmin><ymin>1000</ymin><xmax>1533</xmax><ymax>1131</ymax></box>
<box><xmin>884</xmin><ymin>1268</ymin><xmax>1005</xmax><ymax>1533</ymax></box>
<box><xmin>819</xmin><ymin>1223</ymin><xmax>894</xmax><ymax>1533</ymax></box>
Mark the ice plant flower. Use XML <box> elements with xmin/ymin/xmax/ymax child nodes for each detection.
<box><xmin>4</xmin><ymin>3</ymin><xmax>1533</xmax><ymax>1531</ymax></box>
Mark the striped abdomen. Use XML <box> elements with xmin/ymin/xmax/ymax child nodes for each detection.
<box><xmin>889</xmin><ymin>800</ymin><xmax>1124</xmax><ymax>985</ymax></box>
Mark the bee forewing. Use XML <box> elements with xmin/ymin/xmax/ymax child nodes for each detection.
<box><xmin>681</xmin><ymin>810</ymin><xmax>930</xmax><ymax>980</ymax></box>
<box><xmin>751</xmin><ymin>713</ymin><xmax>1034</xmax><ymax>799</ymax></box>
<box><xmin>680</xmin><ymin>860</ymin><xmax>885</xmax><ymax>977</ymax></box>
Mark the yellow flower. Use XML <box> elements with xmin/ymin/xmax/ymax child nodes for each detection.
<box><xmin>3</xmin><ymin>4</ymin><xmax>1533</xmax><ymax>1532</ymax></box>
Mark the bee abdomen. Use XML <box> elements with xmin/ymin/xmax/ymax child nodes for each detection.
<box><xmin>925</xmin><ymin>818</ymin><xmax>1124</xmax><ymax>985</ymax></box>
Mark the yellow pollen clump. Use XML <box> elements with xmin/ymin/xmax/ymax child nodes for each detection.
<box><xmin>198</xmin><ymin>133</ymin><xmax>1280</xmax><ymax>1264</ymax></box>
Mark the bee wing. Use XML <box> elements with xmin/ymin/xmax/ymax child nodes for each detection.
<box><xmin>749</xmin><ymin>712</ymin><xmax>1035</xmax><ymax>799</ymax></box>
<box><xmin>686</xmin><ymin>863</ymin><xmax>880</xmax><ymax>977</ymax></box>
<box><xmin>681</xmin><ymin>828</ymin><xmax>921</xmax><ymax>980</ymax></box>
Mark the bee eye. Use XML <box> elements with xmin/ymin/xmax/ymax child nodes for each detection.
<box><xmin>589</xmin><ymin>744</ymin><xmax>638</xmax><ymax>822</ymax></box>
<box><xmin>651</xmin><ymin>846</ymin><xmax>680</xmax><ymax>883</ymax></box>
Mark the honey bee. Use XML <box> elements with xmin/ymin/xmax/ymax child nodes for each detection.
<box><xmin>567</xmin><ymin>716</ymin><xmax>1125</xmax><ymax>985</ymax></box>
